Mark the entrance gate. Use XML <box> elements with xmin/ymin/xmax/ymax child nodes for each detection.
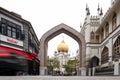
<box><xmin>39</xmin><ymin>23</ymin><xmax>86</xmax><ymax>75</ymax></box>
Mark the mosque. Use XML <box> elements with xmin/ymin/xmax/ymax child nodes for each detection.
<box><xmin>54</xmin><ymin>36</ymin><xmax>70</xmax><ymax>73</ymax></box>
<box><xmin>51</xmin><ymin>0</ymin><xmax>120</xmax><ymax>76</ymax></box>
<box><xmin>81</xmin><ymin>0</ymin><xmax>120</xmax><ymax>76</ymax></box>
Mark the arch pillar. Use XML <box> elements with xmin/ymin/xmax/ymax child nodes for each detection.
<box><xmin>108</xmin><ymin>38</ymin><xmax>113</xmax><ymax>62</ymax></box>
<box><xmin>39</xmin><ymin>23</ymin><xmax>86</xmax><ymax>76</ymax></box>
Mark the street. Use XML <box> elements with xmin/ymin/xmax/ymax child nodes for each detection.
<box><xmin>0</xmin><ymin>76</ymin><xmax>120</xmax><ymax>80</ymax></box>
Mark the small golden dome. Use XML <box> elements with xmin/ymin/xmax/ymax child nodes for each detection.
<box><xmin>64</xmin><ymin>52</ymin><xmax>68</xmax><ymax>55</ymax></box>
<box><xmin>57</xmin><ymin>36</ymin><xmax>69</xmax><ymax>52</ymax></box>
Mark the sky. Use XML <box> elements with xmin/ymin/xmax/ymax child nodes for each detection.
<box><xmin>0</xmin><ymin>0</ymin><xmax>111</xmax><ymax>57</ymax></box>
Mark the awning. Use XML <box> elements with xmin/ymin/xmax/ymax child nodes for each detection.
<box><xmin>0</xmin><ymin>46</ymin><xmax>39</xmax><ymax>61</ymax></box>
<box><xmin>0</xmin><ymin>46</ymin><xmax>24</xmax><ymax>56</ymax></box>
<box><xmin>0</xmin><ymin>52</ymin><xmax>10</xmax><ymax>58</ymax></box>
<box><xmin>0</xmin><ymin>46</ymin><xmax>30</xmax><ymax>60</ymax></box>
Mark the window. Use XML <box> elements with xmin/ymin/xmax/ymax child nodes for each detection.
<box><xmin>101</xmin><ymin>47</ymin><xmax>109</xmax><ymax>64</ymax></box>
<box><xmin>12</xmin><ymin>28</ymin><xmax>16</xmax><ymax>38</ymax></box>
<box><xmin>105</xmin><ymin>22</ymin><xmax>109</xmax><ymax>37</ymax></box>
<box><xmin>101</xmin><ymin>28</ymin><xmax>104</xmax><ymax>40</ymax></box>
<box><xmin>96</xmin><ymin>35</ymin><xmax>99</xmax><ymax>43</ymax></box>
<box><xmin>112</xmin><ymin>12</ymin><xmax>117</xmax><ymax>30</ymax></box>
<box><xmin>1</xmin><ymin>23</ymin><xmax>7</xmax><ymax>35</ymax></box>
<box><xmin>90</xmin><ymin>31</ymin><xmax>94</xmax><ymax>42</ymax></box>
<box><xmin>16</xmin><ymin>29</ymin><xmax>21</xmax><ymax>39</ymax></box>
<box><xmin>0</xmin><ymin>18</ymin><xmax>24</xmax><ymax>40</ymax></box>
<box><xmin>7</xmin><ymin>26</ymin><xmax>12</xmax><ymax>37</ymax></box>
<box><xmin>113</xmin><ymin>36</ymin><xmax>120</xmax><ymax>60</ymax></box>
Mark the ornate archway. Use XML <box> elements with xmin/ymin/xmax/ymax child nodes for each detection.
<box><xmin>101</xmin><ymin>46</ymin><xmax>109</xmax><ymax>64</ymax></box>
<box><xmin>39</xmin><ymin>23</ymin><xmax>86</xmax><ymax>75</ymax></box>
<box><xmin>113</xmin><ymin>36</ymin><xmax>120</xmax><ymax>61</ymax></box>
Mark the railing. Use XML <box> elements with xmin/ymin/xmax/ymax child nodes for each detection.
<box><xmin>95</xmin><ymin>66</ymin><xmax>114</xmax><ymax>76</ymax></box>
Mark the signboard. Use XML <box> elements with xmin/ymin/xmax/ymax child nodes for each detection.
<box><xmin>0</xmin><ymin>35</ymin><xmax>23</xmax><ymax>46</ymax></box>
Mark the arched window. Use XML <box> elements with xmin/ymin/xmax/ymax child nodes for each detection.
<box><xmin>96</xmin><ymin>35</ymin><xmax>99</xmax><ymax>43</ymax></box>
<box><xmin>90</xmin><ymin>31</ymin><xmax>94</xmax><ymax>42</ymax></box>
<box><xmin>112</xmin><ymin>12</ymin><xmax>117</xmax><ymax>30</ymax></box>
<box><xmin>105</xmin><ymin>22</ymin><xmax>109</xmax><ymax>37</ymax></box>
<box><xmin>113</xmin><ymin>36</ymin><xmax>120</xmax><ymax>61</ymax></box>
<box><xmin>101</xmin><ymin>47</ymin><xmax>109</xmax><ymax>64</ymax></box>
<box><xmin>101</xmin><ymin>28</ymin><xmax>104</xmax><ymax>40</ymax></box>
<box><xmin>90</xmin><ymin>31</ymin><xmax>99</xmax><ymax>43</ymax></box>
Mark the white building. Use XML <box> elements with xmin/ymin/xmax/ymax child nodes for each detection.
<box><xmin>54</xmin><ymin>36</ymin><xmax>70</xmax><ymax>73</ymax></box>
<box><xmin>81</xmin><ymin>0</ymin><xmax>120</xmax><ymax>76</ymax></box>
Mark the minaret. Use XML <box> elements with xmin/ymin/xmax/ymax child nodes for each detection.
<box><xmin>99</xmin><ymin>8</ymin><xmax>103</xmax><ymax>22</ymax></box>
<box><xmin>100</xmin><ymin>8</ymin><xmax>103</xmax><ymax>16</ymax></box>
<box><xmin>97</xmin><ymin>4</ymin><xmax>103</xmax><ymax>23</ymax></box>
<box><xmin>85</xmin><ymin>4</ymin><xmax>90</xmax><ymax>24</ymax></box>
<box><xmin>111</xmin><ymin>0</ymin><xmax>113</xmax><ymax>6</ymax></box>
<box><xmin>86</xmin><ymin>4</ymin><xmax>90</xmax><ymax>16</ymax></box>
<box><xmin>83</xmin><ymin>4</ymin><xmax>91</xmax><ymax>43</ymax></box>
<box><xmin>97</xmin><ymin>4</ymin><xmax>100</xmax><ymax>16</ymax></box>
<box><xmin>86</xmin><ymin>4</ymin><xmax>88</xmax><ymax>15</ymax></box>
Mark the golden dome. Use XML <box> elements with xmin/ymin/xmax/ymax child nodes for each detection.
<box><xmin>57</xmin><ymin>36</ymin><xmax>69</xmax><ymax>52</ymax></box>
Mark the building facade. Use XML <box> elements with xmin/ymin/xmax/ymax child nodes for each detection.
<box><xmin>81</xmin><ymin>0</ymin><xmax>120</xmax><ymax>76</ymax></box>
<box><xmin>54</xmin><ymin>36</ymin><xmax>70</xmax><ymax>73</ymax></box>
<box><xmin>0</xmin><ymin>7</ymin><xmax>40</xmax><ymax>75</ymax></box>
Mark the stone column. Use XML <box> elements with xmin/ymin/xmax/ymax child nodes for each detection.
<box><xmin>114</xmin><ymin>61</ymin><xmax>119</xmax><ymax>75</ymax></box>
<box><xmin>109</xmin><ymin>38</ymin><xmax>113</xmax><ymax>62</ymax></box>
<box><xmin>77</xmin><ymin>67</ymin><xmax>81</xmax><ymax>76</ymax></box>
<box><xmin>99</xmin><ymin>48</ymin><xmax>101</xmax><ymax>65</ymax></box>
<box><xmin>92</xmin><ymin>67</ymin><xmax>95</xmax><ymax>76</ymax></box>
<box><xmin>88</xmin><ymin>68</ymin><xmax>91</xmax><ymax>76</ymax></box>
<box><xmin>40</xmin><ymin>67</ymin><xmax>47</xmax><ymax>75</ymax></box>
<box><xmin>81</xmin><ymin>67</ymin><xmax>86</xmax><ymax>76</ymax></box>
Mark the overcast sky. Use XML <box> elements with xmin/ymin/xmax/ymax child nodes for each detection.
<box><xmin>0</xmin><ymin>0</ymin><xmax>111</xmax><ymax>57</ymax></box>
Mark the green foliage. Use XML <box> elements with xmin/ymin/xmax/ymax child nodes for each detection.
<box><xmin>63</xmin><ymin>59</ymin><xmax>79</xmax><ymax>76</ymax></box>
<box><xmin>47</xmin><ymin>58</ymin><xmax>60</xmax><ymax>74</ymax></box>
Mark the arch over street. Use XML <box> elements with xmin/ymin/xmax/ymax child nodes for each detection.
<box><xmin>39</xmin><ymin>23</ymin><xmax>86</xmax><ymax>75</ymax></box>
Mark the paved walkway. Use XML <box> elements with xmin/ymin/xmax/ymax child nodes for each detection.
<box><xmin>0</xmin><ymin>76</ymin><xmax>120</xmax><ymax>80</ymax></box>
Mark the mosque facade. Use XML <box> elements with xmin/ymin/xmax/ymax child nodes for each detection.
<box><xmin>81</xmin><ymin>0</ymin><xmax>120</xmax><ymax>76</ymax></box>
<box><xmin>54</xmin><ymin>36</ymin><xmax>70</xmax><ymax>73</ymax></box>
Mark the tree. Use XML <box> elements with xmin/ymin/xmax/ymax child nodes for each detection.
<box><xmin>63</xmin><ymin>59</ymin><xmax>79</xmax><ymax>76</ymax></box>
<box><xmin>47</xmin><ymin>58</ymin><xmax>60</xmax><ymax>75</ymax></box>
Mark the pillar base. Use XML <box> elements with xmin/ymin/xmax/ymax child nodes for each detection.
<box><xmin>40</xmin><ymin>67</ymin><xmax>47</xmax><ymax>75</ymax></box>
<box><xmin>80</xmin><ymin>67</ymin><xmax>86</xmax><ymax>76</ymax></box>
<box><xmin>88</xmin><ymin>68</ymin><xmax>91</xmax><ymax>76</ymax></box>
<box><xmin>114</xmin><ymin>61</ymin><xmax>120</xmax><ymax>76</ymax></box>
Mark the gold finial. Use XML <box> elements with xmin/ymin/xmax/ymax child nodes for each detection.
<box><xmin>80</xmin><ymin>23</ymin><xmax>82</xmax><ymax>28</ymax></box>
<box><xmin>62</xmin><ymin>36</ymin><xmax>64</xmax><ymax>43</ymax></box>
